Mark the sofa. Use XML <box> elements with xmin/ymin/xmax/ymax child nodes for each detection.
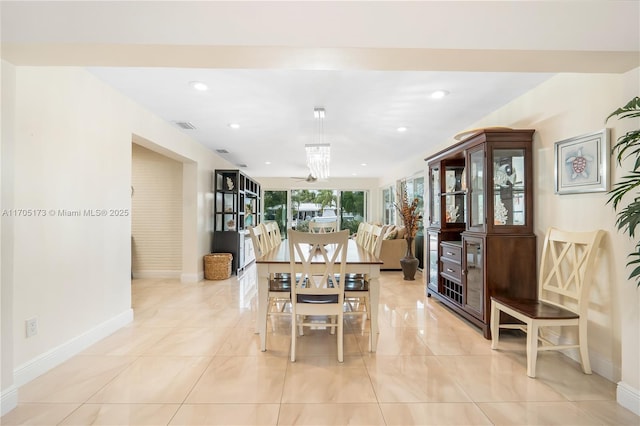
<box><xmin>358</xmin><ymin>223</ymin><xmax>414</xmax><ymax>270</ymax></box>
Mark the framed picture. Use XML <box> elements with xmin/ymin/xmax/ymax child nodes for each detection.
<box><xmin>554</xmin><ymin>129</ymin><xmax>610</xmax><ymax>194</ymax></box>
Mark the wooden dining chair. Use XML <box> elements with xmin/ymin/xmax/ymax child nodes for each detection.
<box><xmin>249</xmin><ymin>224</ymin><xmax>291</xmax><ymax>330</ymax></box>
<box><xmin>288</xmin><ymin>229</ymin><xmax>349</xmax><ymax>362</ymax></box>
<box><xmin>263</xmin><ymin>221</ymin><xmax>282</xmax><ymax>247</ymax></box>
<box><xmin>309</xmin><ymin>220</ymin><xmax>337</xmax><ymax>234</ymax></box>
<box><xmin>248</xmin><ymin>224</ymin><xmax>270</xmax><ymax>257</ymax></box>
<box><xmin>354</xmin><ymin>222</ymin><xmax>366</xmax><ymax>245</ymax></box>
<box><xmin>490</xmin><ymin>227</ymin><xmax>605</xmax><ymax>378</ymax></box>
<box><xmin>344</xmin><ymin>224</ymin><xmax>388</xmax><ymax>335</ymax></box>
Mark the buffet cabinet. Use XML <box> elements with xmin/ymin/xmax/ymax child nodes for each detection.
<box><xmin>425</xmin><ymin>129</ymin><xmax>537</xmax><ymax>338</ymax></box>
<box><xmin>212</xmin><ymin>169</ymin><xmax>261</xmax><ymax>274</ymax></box>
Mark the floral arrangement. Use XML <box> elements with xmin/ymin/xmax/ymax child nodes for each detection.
<box><xmin>394</xmin><ymin>186</ymin><xmax>422</xmax><ymax>239</ymax></box>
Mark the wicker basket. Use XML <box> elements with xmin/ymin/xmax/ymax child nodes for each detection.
<box><xmin>204</xmin><ymin>253</ymin><xmax>233</xmax><ymax>280</ymax></box>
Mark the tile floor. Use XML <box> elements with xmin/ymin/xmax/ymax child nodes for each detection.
<box><xmin>3</xmin><ymin>266</ymin><xmax>639</xmax><ymax>425</ymax></box>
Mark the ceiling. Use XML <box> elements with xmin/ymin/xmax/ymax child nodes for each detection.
<box><xmin>2</xmin><ymin>1</ymin><xmax>638</xmax><ymax>180</ymax></box>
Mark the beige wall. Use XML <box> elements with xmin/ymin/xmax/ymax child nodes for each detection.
<box><xmin>1</xmin><ymin>60</ymin><xmax>17</xmax><ymax>413</ymax></box>
<box><xmin>476</xmin><ymin>70</ymin><xmax>640</xmax><ymax>404</ymax></box>
<box><xmin>402</xmin><ymin>70</ymin><xmax>639</xmax><ymax>408</ymax></box>
<box><xmin>1</xmin><ymin>63</ymin><xmax>638</xmax><ymax>414</ymax></box>
<box><xmin>131</xmin><ymin>143</ymin><xmax>183</xmax><ymax>277</ymax></box>
<box><xmin>1</xmin><ymin>65</ymin><xmax>235</xmax><ymax>398</ymax></box>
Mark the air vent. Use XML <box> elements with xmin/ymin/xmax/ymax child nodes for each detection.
<box><xmin>175</xmin><ymin>121</ymin><xmax>196</xmax><ymax>130</ymax></box>
<box><xmin>216</xmin><ymin>149</ymin><xmax>229</xmax><ymax>154</ymax></box>
<box><xmin>237</xmin><ymin>163</ymin><xmax>248</xmax><ymax>168</ymax></box>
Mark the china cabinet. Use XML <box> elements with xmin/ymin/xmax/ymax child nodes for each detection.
<box><xmin>212</xmin><ymin>169</ymin><xmax>261</xmax><ymax>274</ymax></box>
<box><xmin>425</xmin><ymin>129</ymin><xmax>537</xmax><ymax>338</ymax></box>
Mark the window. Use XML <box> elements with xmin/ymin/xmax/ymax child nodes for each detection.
<box><xmin>339</xmin><ymin>191</ymin><xmax>366</xmax><ymax>235</ymax></box>
<box><xmin>382</xmin><ymin>186</ymin><xmax>395</xmax><ymax>225</ymax></box>
<box><xmin>263</xmin><ymin>190</ymin><xmax>288</xmax><ymax>239</ymax></box>
<box><xmin>269</xmin><ymin>189</ymin><xmax>368</xmax><ymax>236</ymax></box>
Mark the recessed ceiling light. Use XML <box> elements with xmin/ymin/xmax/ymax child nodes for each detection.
<box><xmin>228</xmin><ymin>123</ymin><xmax>240</xmax><ymax>129</ymax></box>
<box><xmin>430</xmin><ymin>90</ymin><xmax>449</xmax><ymax>99</ymax></box>
<box><xmin>361</xmin><ymin>163</ymin><xmax>368</xmax><ymax>166</ymax></box>
<box><xmin>189</xmin><ymin>81</ymin><xmax>208</xmax><ymax>91</ymax></box>
<box><xmin>265</xmin><ymin>161</ymin><xmax>271</xmax><ymax>165</ymax></box>
<box><xmin>397</xmin><ymin>127</ymin><xmax>408</xmax><ymax>132</ymax></box>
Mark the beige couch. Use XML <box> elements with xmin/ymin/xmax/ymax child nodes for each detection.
<box><xmin>360</xmin><ymin>223</ymin><xmax>413</xmax><ymax>270</ymax></box>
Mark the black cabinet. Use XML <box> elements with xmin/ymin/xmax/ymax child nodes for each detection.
<box><xmin>212</xmin><ymin>169</ymin><xmax>261</xmax><ymax>274</ymax></box>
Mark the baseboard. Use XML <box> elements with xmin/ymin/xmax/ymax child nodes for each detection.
<box><xmin>0</xmin><ymin>385</ymin><xmax>17</xmax><ymax>416</ymax></box>
<box><xmin>181</xmin><ymin>271</ymin><xmax>203</xmax><ymax>283</ymax></box>
<box><xmin>13</xmin><ymin>308</ymin><xmax>133</xmax><ymax>387</ymax></box>
<box><xmin>544</xmin><ymin>329</ymin><xmax>619</xmax><ymax>382</ymax></box>
<box><xmin>617</xmin><ymin>381</ymin><xmax>640</xmax><ymax>416</ymax></box>
<box><xmin>132</xmin><ymin>270</ymin><xmax>181</xmax><ymax>279</ymax></box>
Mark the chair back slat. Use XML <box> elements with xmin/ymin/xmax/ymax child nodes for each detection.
<box><xmin>248</xmin><ymin>224</ymin><xmax>271</xmax><ymax>257</ymax></box>
<box><xmin>354</xmin><ymin>222</ymin><xmax>366</xmax><ymax>245</ymax></box>
<box><xmin>288</xmin><ymin>230</ymin><xmax>348</xmax><ymax>298</ymax></box>
<box><xmin>538</xmin><ymin>227</ymin><xmax>605</xmax><ymax>314</ymax></box>
<box><xmin>263</xmin><ymin>221</ymin><xmax>282</xmax><ymax>246</ymax></box>
<box><xmin>365</xmin><ymin>224</ymin><xmax>388</xmax><ymax>257</ymax></box>
<box><xmin>359</xmin><ymin>223</ymin><xmax>374</xmax><ymax>248</ymax></box>
<box><xmin>308</xmin><ymin>220</ymin><xmax>338</xmax><ymax>234</ymax></box>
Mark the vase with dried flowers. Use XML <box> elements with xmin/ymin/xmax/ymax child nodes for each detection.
<box><xmin>394</xmin><ymin>186</ymin><xmax>422</xmax><ymax>280</ymax></box>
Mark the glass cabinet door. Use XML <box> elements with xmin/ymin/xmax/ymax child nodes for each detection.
<box><xmin>427</xmin><ymin>231</ymin><xmax>439</xmax><ymax>293</ymax></box>
<box><xmin>463</xmin><ymin>237</ymin><xmax>484</xmax><ymax>318</ymax></box>
<box><xmin>444</xmin><ymin>165</ymin><xmax>465</xmax><ymax>226</ymax></box>
<box><xmin>429</xmin><ymin>165</ymin><xmax>441</xmax><ymax>226</ymax></box>
<box><xmin>468</xmin><ymin>148</ymin><xmax>485</xmax><ymax>231</ymax></box>
<box><xmin>493</xmin><ymin>148</ymin><xmax>526</xmax><ymax>227</ymax></box>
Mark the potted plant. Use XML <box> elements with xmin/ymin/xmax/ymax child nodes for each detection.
<box><xmin>606</xmin><ymin>96</ymin><xmax>640</xmax><ymax>286</ymax></box>
<box><xmin>394</xmin><ymin>186</ymin><xmax>422</xmax><ymax>280</ymax></box>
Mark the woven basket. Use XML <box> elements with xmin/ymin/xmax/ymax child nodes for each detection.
<box><xmin>204</xmin><ymin>253</ymin><xmax>233</xmax><ymax>280</ymax></box>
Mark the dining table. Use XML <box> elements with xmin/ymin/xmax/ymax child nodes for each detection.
<box><xmin>255</xmin><ymin>238</ymin><xmax>383</xmax><ymax>352</ymax></box>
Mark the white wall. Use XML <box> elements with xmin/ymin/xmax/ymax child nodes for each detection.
<box><xmin>1</xmin><ymin>65</ymin><xmax>235</xmax><ymax>410</ymax></box>
<box><xmin>1</xmin><ymin>61</ymin><xmax>18</xmax><ymax>414</ymax></box>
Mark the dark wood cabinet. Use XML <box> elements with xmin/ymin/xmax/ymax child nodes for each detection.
<box><xmin>212</xmin><ymin>169</ymin><xmax>261</xmax><ymax>274</ymax></box>
<box><xmin>425</xmin><ymin>129</ymin><xmax>537</xmax><ymax>338</ymax></box>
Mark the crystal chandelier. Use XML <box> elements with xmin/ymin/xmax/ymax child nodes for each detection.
<box><xmin>305</xmin><ymin>107</ymin><xmax>330</xmax><ymax>179</ymax></box>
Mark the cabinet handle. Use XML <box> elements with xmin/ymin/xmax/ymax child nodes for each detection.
<box><xmin>446</xmin><ymin>268</ymin><xmax>454</xmax><ymax>273</ymax></box>
<box><xmin>446</xmin><ymin>251</ymin><xmax>454</xmax><ymax>256</ymax></box>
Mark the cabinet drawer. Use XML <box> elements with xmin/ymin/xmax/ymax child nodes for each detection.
<box><xmin>441</xmin><ymin>259</ymin><xmax>462</xmax><ymax>281</ymax></box>
<box><xmin>440</xmin><ymin>242</ymin><xmax>462</xmax><ymax>263</ymax></box>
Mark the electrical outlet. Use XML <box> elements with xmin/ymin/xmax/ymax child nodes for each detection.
<box><xmin>26</xmin><ymin>317</ymin><xmax>38</xmax><ymax>338</ymax></box>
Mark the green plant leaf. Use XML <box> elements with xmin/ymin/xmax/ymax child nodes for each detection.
<box><xmin>606</xmin><ymin>173</ymin><xmax>640</xmax><ymax>209</ymax></box>
<box><xmin>607</xmin><ymin>96</ymin><xmax>640</xmax><ymax>286</ymax></box>
<box><xmin>612</xmin><ymin>130</ymin><xmax>640</xmax><ymax>167</ymax></box>
<box><xmin>606</xmin><ymin>96</ymin><xmax>640</xmax><ymax>122</ymax></box>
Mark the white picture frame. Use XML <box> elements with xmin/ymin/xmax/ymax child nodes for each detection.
<box><xmin>554</xmin><ymin>129</ymin><xmax>610</xmax><ymax>195</ymax></box>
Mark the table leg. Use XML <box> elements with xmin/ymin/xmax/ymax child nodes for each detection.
<box><xmin>257</xmin><ymin>264</ymin><xmax>269</xmax><ymax>351</ymax></box>
<box><xmin>368</xmin><ymin>270</ymin><xmax>380</xmax><ymax>352</ymax></box>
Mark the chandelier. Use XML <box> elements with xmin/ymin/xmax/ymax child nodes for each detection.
<box><xmin>305</xmin><ymin>107</ymin><xmax>330</xmax><ymax>180</ymax></box>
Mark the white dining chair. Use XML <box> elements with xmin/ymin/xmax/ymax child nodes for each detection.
<box><xmin>490</xmin><ymin>227</ymin><xmax>605</xmax><ymax>377</ymax></box>
<box><xmin>344</xmin><ymin>224</ymin><xmax>387</xmax><ymax>334</ymax></box>
<box><xmin>309</xmin><ymin>220</ymin><xmax>337</xmax><ymax>234</ymax></box>
<box><xmin>249</xmin><ymin>224</ymin><xmax>291</xmax><ymax>331</ymax></box>
<box><xmin>263</xmin><ymin>221</ymin><xmax>282</xmax><ymax>246</ymax></box>
<box><xmin>288</xmin><ymin>229</ymin><xmax>349</xmax><ymax>362</ymax></box>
